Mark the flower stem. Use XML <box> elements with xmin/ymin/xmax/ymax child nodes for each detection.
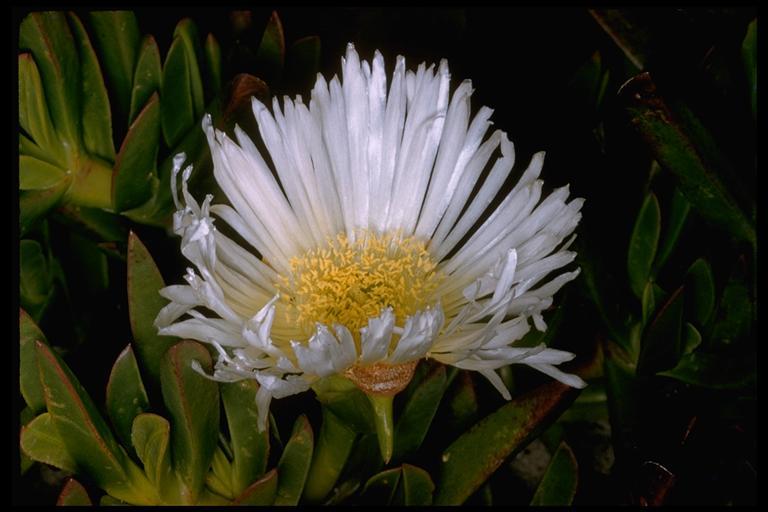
<box><xmin>367</xmin><ymin>393</ymin><xmax>394</xmax><ymax>464</ymax></box>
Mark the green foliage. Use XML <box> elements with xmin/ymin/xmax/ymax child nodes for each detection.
<box><xmin>530</xmin><ymin>442</ymin><xmax>578</xmax><ymax>506</ymax></box>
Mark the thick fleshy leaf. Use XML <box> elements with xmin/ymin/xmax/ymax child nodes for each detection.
<box><xmin>161</xmin><ymin>36</ymin><xmax>194</xmax><ymax>148</ymax></box>
<box><xmin>681</xmin><ymin>322</ymin><xmax>702</xmax><ymax>355</ymax></box>
<box><xmin>653</xmin><ymin>188</ymin><xmax>690</xmax><ymax>272</ymax></box>
<box><xmin>658</xmin><ymin>352</ymin><xmax>755</xmax><ymax>389</ymax></box>
<box><xmin>20</xmin><ymin>412</ymin><xmax>77</xmax><ymax>472</ymax></box>
<box><xmin>99</xmin><ymin>495</ymin><xmax>128</xmax><ymax>506</ymax></box>
<box><xmin>69</xmin><ymin>232</ymin><xmax>110</xmax><ymax>292</ymax></box>
<box><xmin>54</xmin><ymin>204</ymin><xmax>127</xmax><ymax>243</ymax></box>
<box><xmin>106</xmin><ymin>345</ymin><xmax>149</xmax><ymax>449</ymax></box>
<box><xmin>254</xmin><ymin>11</ymin><xmax>285</xmax><ymax>85</ymax></box>
<box><xmin>221</xmin><ymin>380</ymin><xmax>269</xmax><ymax>493</ymax></box>
<box><xmin>20</xmin><ymin>239</ymin><xmax>53</xmax><ymax>321</ymax></box>
<box><xmin>627</xmin><ymin>192</ymin><xmax>661</xmax><ymax>298</ymax></box>
<box><xmin>19</xmin><ymin>178</ymin><xmax>70</xmax><ymax>237</ymax></box>
<box><xmin>57</xmin><ymin>478</ymin><xmax>92</xmax><ymax>506</ymax></box>
<box><xmin>710</xmin><ymin>267</ymin><xmax>751</xmax><ymax>348</ymax></box>
<box><xmin>129</xmin><ymin>36</ymin><xmax>162</xmax><ymax>125</ymax></box>
<box><xmin>401</xmin><ymin>464</ymin><xmax>435</xmax><ymax>506</ymax></box>
<box><xmin>620</xmin><ymin>73</ymin><xmax>755</xmax><ymax>245</ymax></box>
<box><xmin>312</xmin><ymin>374</ymin><xmax>375</xmax><ymax>433</ymax></box>
<box><xmin>160</xmin><ymin>341</ymin><xmax>219</xmax><ymax>504</ymax></box>
<box><xmin>173</xmin><ymin>18</ymin><xmax>205</xmax><ymax>119</ymax></box>
<box><xmin>19</xmin><ymin>12</ymin><xmax>81</xmax><ymax>147</ymax></box>
<box><xmin>602</xmin><ymin>338</ymin><xmax>637</xmax><ymax>455</ymax></box>
<box><xmin>641</xmin><ymin>281</ymin><xmax>656</xmax><ymax>327</ymax></box>
<box><xmin>444</xmin><ymin>371</ymin><xmax>478</xmax><ymax>435</ymax></box>
<box><xmin>207</xmin><ymin>446</ymin><xmax>234</xmax><ymax>499</ymax></box>
<box><xmin>204</xmin><ymin>34</ymin><xmax>222</xmax><ymax>96</ymax></box>
<box><xmin>18</xmin><ymin>53</ymin><xmax>60</xmax><ymax>160</ymax></box>
<box><xmin>274</xmin><ymin>414</ymin><xmax>314</xmax><ymax>505</ymax></box>
<box><xmin>19</xmin><ymin>155</ymin><xmax>65</xmax><ymax>191</ymax></box>
<box><xmin>742</xmin><ymin>19</ymin><xmax>756</xmax><ymax>118</ymax></box>
<box><xmin>232</xmin><ymin>468</ymin><xmax>278</xmax><ymax>505</ymax></box>
<box><xmin>303</xmin><ymin>407</ymin><xmax>357</xmax><ymax>503</ymax></box>
<box><xmin>88</xmin><ymin>11</ymin><xmax>140</xmax><ymax>124</ymax></box>
<box><xmin>588</xmin><ymin>9</ymin><xmax>648</xmax><ymax>70</ymax></box>
<box><xmin>329</xmin><ymin>433</ymin><xmax>383</xmax><ymax>504</ymax></box>
<box><xmin>638</xmin><ymin>286</ymin><xmax>684</xmax><ymax>375</ymax></box>
<box><xmin>435</xmin><ymin>381</ymin><xmax>579</xmax><ymax>505</ymax></box>
<box><xmin>685</xmin><ymin>258</ymin><xmax>715</xmax><ymax>326</ymax></box>
<box><xmin>20</xmin><ymin>309</ymin><xmax>47</xmax><ymax>413</ymax></box>
<box><xmin>285</xmin><ymin>36</ymin><xmax>320</xmax><ymax>91</ymax></box>
<box><xmin>69</xmin><ymin>12</ymin><xmax>115</xmax><ymax>163</ymax></box>
<box><xmin>127</xmin><ymin>232</ymin><xmax>177</xmax><ymax>383</ymax></box>
<box><xmin>130</xmin><ymin>413</ymin><xmax>174</xmax><ymax>498</ymax></box>
<box><xmin>362</xmin><ymin>467</ymin><xmax>401</xmax><ymax>505</ymax></box>
<box><xmin>112</xmin><ymin>93</ymin><xmax>160</xmax><ymax>212</ymax></box>
<box><xmin>530</xmin><ymin>442</ymin><xmax>579</xmax><ymax>505</ymax></box>
<box><xmin>392</xmin><ymin>365</ymin><xmax>447</xmax><ymax>461</ymax></box>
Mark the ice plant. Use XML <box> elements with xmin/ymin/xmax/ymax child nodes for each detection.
<box><xmin>155</xmin><ymin>43</ymin><xmax>586</xmax><ymax>461</ymax></box>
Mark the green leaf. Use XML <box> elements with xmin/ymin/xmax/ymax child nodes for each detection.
<box><xmin>232</xmin><ymin>468</ymin><xmax>278</xmax><ymax>505</ymax></box>
<box><xmin>641</xmin><ymin>280</ymin><xmax>656</xmax><ymax>327</ymax></box>
<box><xmin>112</xmin><ymin>92</ymin><xmax>160</xmax><ymax>212</ymax></box>
<box><xmin>627</xmin><ymin>192</ymin><xmax>661</xmax><ymax>298</ymax></box>
<box><xmin>20</xmin><ymin>239</ymin><xmax>53</xmax><ymax>321</ymax></box>
<box><xmin>130</xmin><ymin>414</ymin><xmax>173</xmax><ymax>497</ymax></box>
<box><xmin>710</xmin><ymin>272</ymin><xmax>751</xmax><ymax>349</ymax></box>
<box><xmin>588</xmin><ymin>9</ymin><xmax>649</xmax><ymax>71</ymax></box>
<box><xmin>653</xmin><ymin>188</ymin><xmax>690</xmax><ymax>272</ymax></box>
<box><xmin>401</xmin><ymin>464</ymin><xmax>435</xmax><ymax>506</ymax></box>
<box><xmin>444</xmin><ymin>371</ymin><xmax>478</xmax><ymax>435</ymax></box>
<box><xmin>620</xmin><ymin>72</ymin><xmax>755</xmax><ymax>246</ymax></box>
<box><xmin>160</xmin><ymin>340</ymin><xmax>220</xmax><ymax>504</ymax></box>
<box><xmin>682</xmin><ymin>322</ymin><xmax>702</xmax><ymax>355</ymax></box>
<box><xmin>659</xmin><ymin>352</ymin><xmax>755</xmax><ymax>390</ymax></box>
<box><xmin>89</xmin><ymin>11</ymin><xmax>140</xmax><ymax>124</ymax></box>
<box><xmin>567</xmin><ymin>50</ymin><xmax>604</xmax><ymax>111</ymax></box>
<box><xmin>54</xmin><ymin>204</ymin><xmax>127</xmax><ymax>243</ymax></box>
<box><xmin>57</xmin><ymin>478</ymin><xmax>93</xmax><ymax>506</ymax></box>
<box><xmin>20</xmin><ymin>309</ymin><xmax>47</xmax><ymax>413</ymax></box>
<box><xmin>173</xmin><ymin>18</ymin><xmax>205</xmax><ymax>119</ymax></box>
<box><xmin>106</xmin><ymin>345</ymin><xmax>149</xmax><ymax>449</ymax></box>
<box><xmin>20</xmin><ymin>412</ymin><xmax>77</xmax><ymax>472</ymax></box>
<box><xmin>69</xmin><ymin>12</ymin><xmax>115</xmax><ymax>163</ymax></box>
<box><xmin>161</xmin><ymin>36</ymin><xmax>195</xmax><ymax>148</ymax></box>
<box><xmin>19</xmin><ymin>155</ymin><xmax>65</xmax><ymax>191</ymax></box>
<box><xmin>435</xmin><ymin>381</ymin><xmax>579</xmax><ymax>505</ymax></box>
<box><xmin>602</xmin><ymin>339</ymin><xmax>637</xmax><ymax>458</ymax></box>
<box><xmin>303</xmin><ymin>407</ymin><xmax>357</xmax><ymax>503</ymax></box>
<box><xmin>19</xmin><ymin>178</ymin><xmax>71</xmax><ymax>237</ymax></box>
<box><xmin>255</xmin><ymin>11</ymin><xmax>285</xmax><ymax>85</ymax></box>
<box><xmin>99</xmin><ymin>495</ymin><xmax>129</xmax><ymax>506</ymax></box>
<box><xmin>685</xmin><ymin>258</ymin><xmax>715</xmax><ymax>326</ymax></box>
<box><xmin>204</xmin><ymin>34</ymin><xmax>222</xmax><ymax>96</ymax></box>
<box><xmin>129</xmin><ymin>36</ymin><xmax>162</xmax><ymax>125</ymax></box>
<box><xmin>285</xmin><ymin>36</ymin><xmax>321</xmax><ymax>91</ymax></box>
<box><xmin>221</xmin><ymin>380</ymin><xmax>269</xmax><ymax>494</ymax></box>
<box><xmin>19</xmin><ymin>12</ymin><xmax>81</xmax><ymax>148</ymax></box>
<box><xmin>530</xmin><ymin>442</ymin><xmax>579</xmax><ymax>505</ymax></box>
<box><xmin>392</xmin><ymin>365</ymin><xmax>447</xmax><ymax>461</ymax></box>
<box><xmin>207</xmin><ymin>446</ymin><xmax>234</xmax><ymax>499</ymax></box>
<box><xmin>69</xmin><ymin>232</ymin><xmax>110</xmax><ymax>292</ymax></box>
<box><xmin>638</xmin><ymin>286</ymin><xmax>684</xmax><ymax>375</ymax></box>
<box><xmin>362</xmin><ymin>467</ymin><xmax>401</xmax><ymax>505</ymax></box>
<box><xmin>742</xmin><ymin>19</ymin><xmax>756</xmax><ymax>118</ymax></box>
<box><xmin>275</xmin><ymin>414</ymin><xmax>314</xmax><ymax>505</ymax></box>
<box><xmin>35</xmin><ymin>342</ymin><xmax>155</xmax><ymax>504</ymax></box>
<box><xmin>127</xmin><ymin>231</ymin><xmax>177</xmax><ymax>383</ymax></box>
<box><xmin>312</xmin><ymin>374</ymin><xmax>375</xmax><ymax>433</ymax></box>
<box><xmin>18</xmin><ymin>53</ymin><xmax>60</xmax><ymax>160</ymax></box>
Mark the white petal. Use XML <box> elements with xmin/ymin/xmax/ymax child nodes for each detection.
<box><xmin>359</xmin><ymin>307</ymin><xmax>395</xmax><ymax>363</ymax></box>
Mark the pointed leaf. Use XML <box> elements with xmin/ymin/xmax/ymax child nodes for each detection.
<box><xmin>19</xmin><ymin>12</ymin><xmax>81</xmax><ymax>147</ymax></box>
<box><xmin>69</xmin><ymin>12</ymin><xmax>115</xmax><ymax>162</ymax></box>
<box><xmin>620</xmin><ymin>73</ymin><xmax>755</xmax><ymax>245</ymax></box>
<box><xmin>628</xmin><ymin>192</ymin><xmax>661</xmax><ymax>298</ymax></box>
<box><xmin>221</xmin><ymin>380</ymin><xmax>269</xmax><ymax>494</ymax></box>
<box><xmin>233</xmin><ymin>468</ymin><xmax>278</xmax><ymax>505</ymax></box>
<box><xmin>18</xmin><ymin>53</ymin><xmax>60</xmax><ymax>159</ymax></box>
<box><xmin>682</xmin><ymin>322</ymin><xmax>702</xmax><ymax>355</ymax></box>
<box><xmin>20</xmin><ymin>239</ymin><xmax>53</xmax><ymax>321</ymax></box>
<box><xmin>530</xmin><ymin>442</ymin><xmax>579</xmax><ymax>505</ymax></box>
<box><xmin>588</xmin><ymin>9</ymin><xmax>649</xmax><ymax>70</ymax></box>
<box><xmin>112</xmin><ymin>92</ymin><xmax>159</xmax><ymax>212</ymax></box>
<box><xmin>303</xmin><ymin>407</ymin><xmax>356</xmax><ymax>503</ymax></box>
<box><xmin>254</xmin><ymin>11</ymin><xmax>285</xmax><ymax>85</ymax></box>
<box><xmin>312</xmin><ymin>374</ymin><xmax>375</xmax><ymax>432</ymax></box>
<box><xmin>274</xmin><ymin>414</ymin><xmax>314</xmax><ymax>505</ymax></box>
<box><xmin>401</xmin><ymin>464</ymin><xmax>435</xmax><ymax>506</ymax></box>
<box><xmin>20</xmin><ymin>309</ymin><xmax>47</xmax><ymax>413</ymax></box>
<box><xmin>435</xmin><ymin>381</ymin><xmax>579</xmax><ymax>505</ymax></box>
<box><xmin>20</xmin><ymin>412</ymin><xmax>77</xmax><ymax>472</ymax></box>
<box><xmin>362</xmin><ymin>467</ymin><xmax>401</xmax><ymax>505</ymax></box>
<box><xmin>204</xmin><ymin>33</ymin><xmax>222</xmax><ymax>95</ymax></box>
<box><xmin>127</xmin><ymin>231</ymin><xmax>177</xmax><ymax>383</ymax></box>
<box><xmin>161</xmin><ymin>36</ymin><xmax>194</xmax><ymax>147</ymax></box>
<box><xmin>160</xmin><ymin>341</ymin><xmax>220</xmax><ymax>504</ymax></box>
<box><xmin>173</xmin><ymin>18</ymin><xmax>205</xmax><ymax>118</ymax></box>
<box><xmin>57</xmin><ymin>478</ymin><xmax>92</xmax><ymax>506</ymax></box>
<box><xmin>659</xmin><ymin>352</ymin><xmax>755</xmax><ymax>389</ymax></box>
<box><xmin>130</xmin><ymin>413</ymin><xmax>173</xmax><ymax>495</ymax></box>
<box><xmin>106</xmin><ymin>345</ymin><xmax>149</xmax><ymax>449</ymax></box>
<box><xmin>653</xmin><ymin>188</ymin><xmax>690</xmax><ymax>272</ymax></box>
<box><xmin>685</xmin><ymin>258</ymin><xmax>715</xmax><ymax>326</ymax></box>
<box><xmin>19</xmin><ymin>155</ymin><xmax>65</xmax><ymax>191</ymax></box>
<box><xmin>53</xmin><ymin>204</ymin><xmax>127</xmax><ymax>243</ymax></box>
<box><xmin>393</xmin><ymin>365</ymin><xmax>447</xmax><ymax>461</ymax></box>
<box><xmin>99</xmin><ymin>495</ymin><xmax>128</xmax><ymax>506</ymax></box>
<box><xmin>129</xmin><ymin>36</ymin><xmax>161</xmax><ymax>125</ymax></box>
<box><xmin>88</xmin><ymin>11</ymin><xmax>140</xmax><ymax>124</ymax></box>
<box><xmin>742</xmin><ymin>19</ymin><xmax>756</xmax><ymax>118</ymax></box>
<box><xmin>19</xmin><ymin>178</ymin><xmax>70</xmax><ymax>237</ymax></box>
<box><xmin>641</xmin><ymin>280</ymin><xmax>656</xmax><ymax>327</ymax></box>
<box><xmin>638</xmin><ymin>286</ymin><xmax>684</xmax><ymax>375</ymax></box>
<box><xmin>285</xmin><ymin>36</ymin><xmax>320</xmax><ymax>91</ymax></box>
<box><xmin>445</xmin><ymin>371</ymin><xmax>478</xmax><ymax>435</ymax></box>
<box><xmin>710</xmin><ymin>272</ymin><xmax>751</xmax><ymax>349</ymax></box>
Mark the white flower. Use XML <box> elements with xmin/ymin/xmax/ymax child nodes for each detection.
<box><xmin>156</xmin><ymin>43</ymin><xmax>586</xmax><ymax>434</ymax></box>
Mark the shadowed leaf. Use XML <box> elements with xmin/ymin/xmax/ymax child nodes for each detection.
<box><xmin>57</xmin><ymin>478</ymin><xmax>92</xmax><ymax>506</ymax></box>
<box><xmin>653</xmin><ymin>188</ymin><xmax>690</xmax><ymax>272</ymax></box>
<box><xmin>161</xmin><ymin>36</ymin><xmax>194</xmax><ymax>147</ymax></box>
<box><xmin>530</xmin><ymin>442</ymin><xmax>578</xmax><ymax>505</ymax></box>
<box><xmin>20</xmin><ymin>309</ymin><xmax>47</xmax><ymax>413</ymax></box>
<box><xmin>401</xmin><ymin>464</ymin><xmax>434</xmax><ymax>505</ymax></box>
<box><xmin>18</xmin><ymin>53</ymin><xmax>61</xmax><ymax>160</ymax></box>
<box><xmin>255</xmin><ymin>11</ymin><xmax>285</xmax><ymax>85</ymax></box>
<box><xmin>131</xmin><ymin>413</ymin><xmax>174</xmax><ymax>499</ymax></box>
<box><xmin>685</xmin><ymin>259</ymin><xmax>715</xmax><ymax>326</ymax></box>
<box><xmin>129</xmin><ymin>36</ymin><xmax>162</xmax><ymax>125</ymax></box>
<box><xmin>173</xmin><ymin>18</ymin><xmax>205</xmax><ymax>119</ymax></box>
<box><xmin>393</xmin><ymin>365</ymin><xmax>447</xmax><ymax>461</ymax></box>
<box><xmin>275</xmin><ymin>414</ymin><xmax>314</xmax><ymax>505</ymax></box>
<box><xmin>232</xmin><ymin>468</ymin><xmax>278</xmax><ymax>505</ymax></box>
<box><xmin>106</xmin><ymin>345</ymin><xmax>149</xmax><ymax>450</ymax></box>
<box><xmin>303</xmin><ymin>407</ymin><xmax>356</xmax><ymax>503</ymax></box>
<box><xmin>638</xmin><ymin>286</ymin><xmax>684</xmax><ymax>375</ymax></box>
<box><xmin>628</xmin><ymin>192</ymin><xmax>660</xmax><ymax>298</ymax></box>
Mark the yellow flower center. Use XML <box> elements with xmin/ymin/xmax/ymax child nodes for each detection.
<box><xmin>277</xmin><ymin>231</ymin><xmax>442</xmax><ymax>339</ymax></box>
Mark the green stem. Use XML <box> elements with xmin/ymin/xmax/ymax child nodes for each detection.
<box><xmin>303</xmin><ymin>408</ymin><xmax>356</xmax><ymax>503</ymax></box>
<box><xmin>368</xmin><ymin>393</ymin><xmax>394</xmax><ymax>464</ymax></box>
